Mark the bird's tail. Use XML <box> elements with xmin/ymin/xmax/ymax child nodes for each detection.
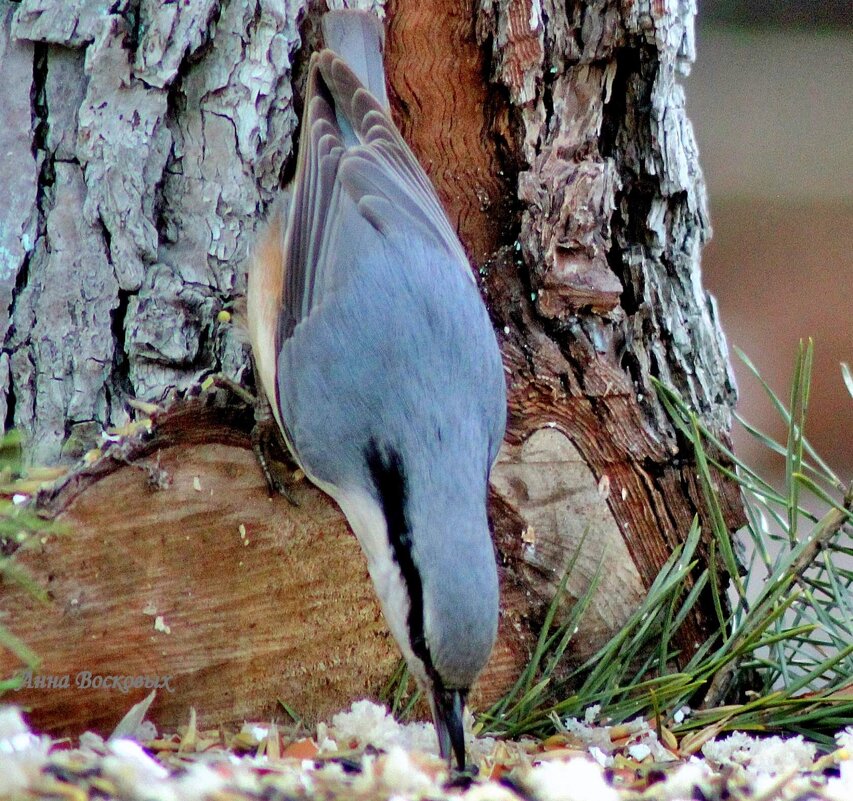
<box><xmin>320</xmin><ymin>10</ymin><xmax>389</xmax><ymax>113</ymax></box>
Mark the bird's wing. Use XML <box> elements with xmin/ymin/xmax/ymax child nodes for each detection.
<box><xmin>316</xmin><ymin>50</ymin><xmax>471</xmax><ymax>272</ymax></box>
<box><xmin>284</xmin><ymin>49</ymin><xmax>473</xmax><ymax>326</ymax></box>
<box><xmin>246</xmin><ymin>68</ymin><xmax>343</xmax><ymax>422</ymax></box>
<box><xmin>249</xmin><ymin>40</ymin><xmax>474</xmax><ymax>413</ymax></box>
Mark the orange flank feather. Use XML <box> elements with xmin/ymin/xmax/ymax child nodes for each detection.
<box><xmin>247</xmin><ymin>203</ymin><xmax>286</xmax><ymax>432</ymax></box>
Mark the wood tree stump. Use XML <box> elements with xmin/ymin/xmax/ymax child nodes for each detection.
<box><xmin>1</xmin><ymin>0</ymin><xmax>744</xmax><ymax>736</ymax></box>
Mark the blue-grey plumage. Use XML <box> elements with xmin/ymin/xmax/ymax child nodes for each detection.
<box><xmin>247</xmin><ymin>9</ymin><xmax>506</xmax><ymax>771</ymax></box>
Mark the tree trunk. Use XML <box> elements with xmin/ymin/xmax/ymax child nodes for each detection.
<box><xmin>1</xmin><ymin>0</ymin><xmax>744</xmax><ymax>736</ymax></box>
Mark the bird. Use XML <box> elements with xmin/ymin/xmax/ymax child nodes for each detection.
<box><xmin>247</xmin><ymin>9</ymin><xmax>506</xmax><ymax>771</ymax></box>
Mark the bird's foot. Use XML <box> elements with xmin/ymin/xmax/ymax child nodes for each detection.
<box><xmin>250</xmin><ymin>410</ymin><xmax>302</xmax><ymax>506</ymax></box>
<box><xmin>205</xmin><ymin>373</ymin><xmax>301</xmax><ymax>505</ymax></box>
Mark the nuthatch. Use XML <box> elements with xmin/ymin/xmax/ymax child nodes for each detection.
<box><xmin>247</xmin><ymin>9</ymin><xmax>506</xmax><ymax>770</ymax></box>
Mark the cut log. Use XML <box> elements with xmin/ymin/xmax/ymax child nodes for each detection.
<box><xmin>1</xmin><ymin>394</ymin><xmax>531</xmax><ymax>736</ymax></box>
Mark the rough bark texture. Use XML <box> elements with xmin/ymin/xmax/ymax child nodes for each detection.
<box><xmin>1</xmin><ymin>0</ymin><xmax>744</xmax><ymax>735</ymax></box>
<box><xmin>4</xmin><ymin>0</ymin><xmax>301</xmax><ymax>464</ymax></box>
<box><xmin>472</xmin><ymin>0</ymin><xmax>745</xmax><ymax>653</ymax></box>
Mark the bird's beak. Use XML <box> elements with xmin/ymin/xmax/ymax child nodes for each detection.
<box><xmin>431</xmin><ymin>686</ymin><xmax>467</xmax><ymax>771</ymax></box>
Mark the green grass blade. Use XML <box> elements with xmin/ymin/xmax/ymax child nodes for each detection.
<box><xmin>735</xmin><ymin>345</ymin><xmax>840</xmax><ymax>486</ymax></box>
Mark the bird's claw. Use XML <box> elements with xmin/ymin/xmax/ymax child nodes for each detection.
<box><xmin>250</xmin><ymin>414</ymin><xmax>301</xmax><ymax>505</ymax></box>
<box><xmin>206</xmin><ymin>372</ymin><xmax>301</xmax><ymax>505</ymax></box>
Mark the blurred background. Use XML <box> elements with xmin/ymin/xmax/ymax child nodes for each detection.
<box><xmin>685</xmin><ymin>1</ymin><xmax>851</xmax><ymax>483</ymax></box>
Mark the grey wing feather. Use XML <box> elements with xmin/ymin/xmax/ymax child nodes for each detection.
<box><xmin>317</xmin><ymin>53</ymin><xmax>468</xmax><ymax>268</ymax></box>
<box><xmin>281</xmin><ymin>86</ymin><xmax>342</xmax><ymax>340</ymax></box>
<box><xmin>280</xmin><ymin>30</ymin><xmax>473</xmax><ymax>346</ymax></box>
<box><xmin>321</xmin><ymin>10</ymin><xmax>389</xmax><ymax>112</ymax></box>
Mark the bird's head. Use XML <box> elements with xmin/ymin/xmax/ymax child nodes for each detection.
<box><xmin>362</xmin><ymin>438</ymin><xmax>499</xmax><ymax>771</ymax></box>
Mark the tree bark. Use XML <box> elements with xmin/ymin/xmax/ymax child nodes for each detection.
<box><xmin>1</xmin><ymin>0</ymin><xmax>744</xmax><ymax>735</ymax></box>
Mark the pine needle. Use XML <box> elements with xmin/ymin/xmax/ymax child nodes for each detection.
<box><xmin>480</xmin><ymin>342</ymin><xmax>852</xmax><ymax>743</ymax></box>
